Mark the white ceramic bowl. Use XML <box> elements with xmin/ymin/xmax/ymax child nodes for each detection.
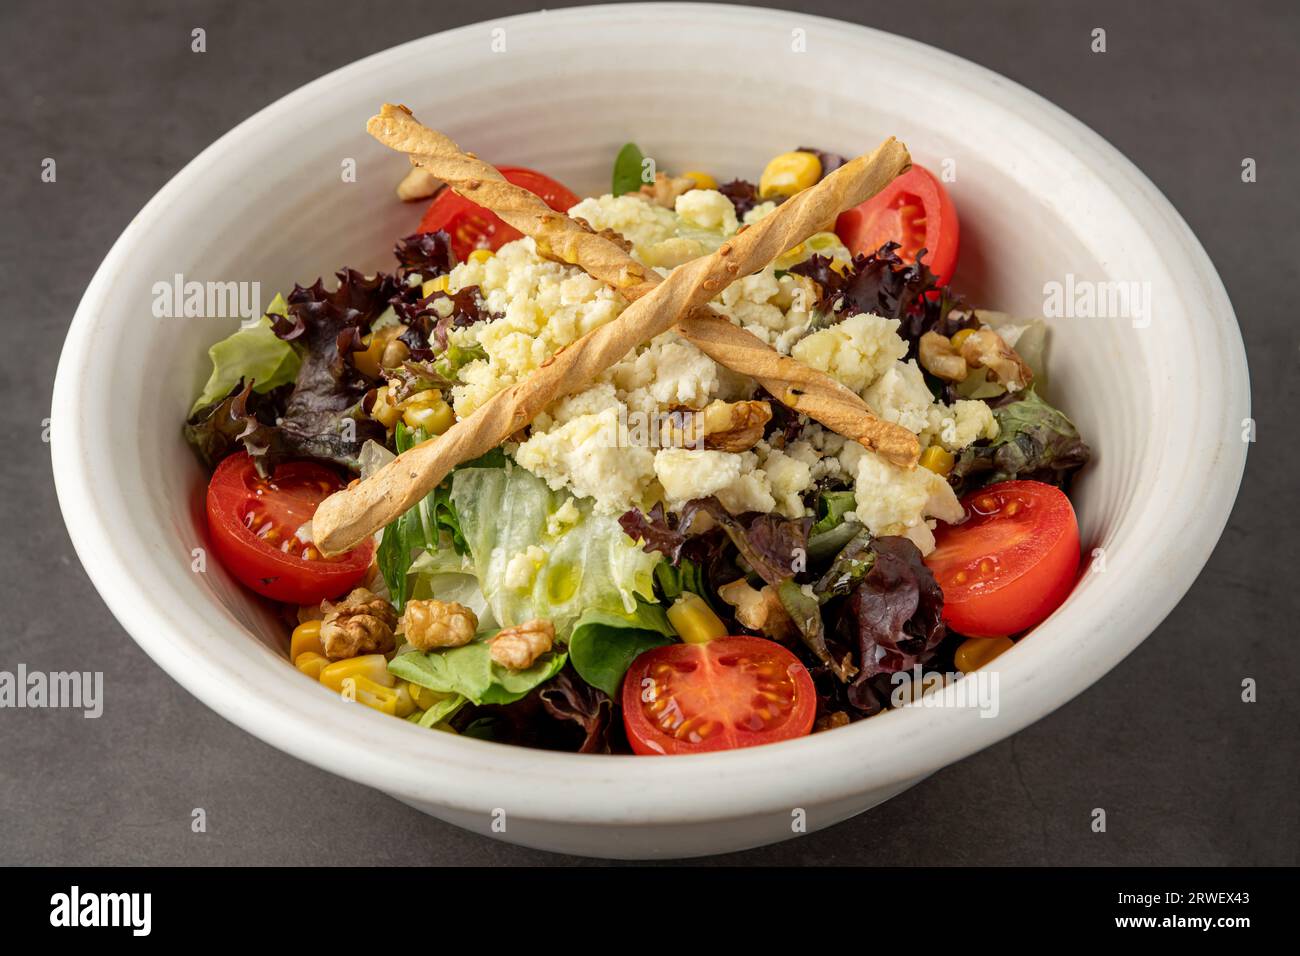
<box><xmin>53</xmin><ymin>3</ymin><xmax>1248</xmax><ymax>859</ymax></box>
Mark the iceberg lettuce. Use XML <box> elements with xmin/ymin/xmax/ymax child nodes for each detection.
<box><xmin>450</xmin><ymin>466</ymin><xmax>660</xmax><ymax>638</ymax></box>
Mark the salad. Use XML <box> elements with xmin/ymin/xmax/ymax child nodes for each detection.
<box><xmin>184</xmin><ymin>106</ymin><xmax>1090</xmax><ymax>755</ymax></box>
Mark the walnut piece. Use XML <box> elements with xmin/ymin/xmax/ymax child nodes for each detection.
<box><xmin>319</xmin><ymin>588</ymin><xmax>397</xmax><ymax>660</ymax></box>
<box><xmin>701</xmin><ymin>400</ymin><xmax>772</xmax><ymax>452</ymax></box>
<box><xmin>918</xmin><ymin>331</ymin><xmax>969</xmax><ymax>382</ymax></box>
<box><xmin>396</xmin><ymin>166</ymin><xmax>440</xmax><ymax>202</ymax></box>
<box><xmin>490</xmin><ymin>619</ymin><xmax>555</xmax><ymax>670</ymax></box>
<box><xmin>638</xmin><ymin>172</ymin><xmax>695</xmax><ymax>209</ymax></box>
<box><xmin>664</xmin><ymin>400</ymin><xmax>772</xmax><ymax>452</ymax></box>
<box><xmin>960</xmin><ymin>329</ymin><xmax>1034</xmax><ymax>391</ymax></box>
<box><xmin>718</xmin><ymin>579</ymin><xmax>795</xmax><ymax>641</ymax></box>
<box><xmin>402</xmin><ymin>599</ymin><xmax>478</xmax><ymax>651</ymax></box>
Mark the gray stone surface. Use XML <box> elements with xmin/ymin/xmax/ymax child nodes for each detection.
<box><xmin>2</xmin><ymin>0</ymin><xmax>1296</xmax><ymax>865</ymax></box>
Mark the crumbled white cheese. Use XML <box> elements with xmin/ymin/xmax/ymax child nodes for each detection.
<box><xmin>504</xmin><ymin>545</ymin><xmax>548</xmax><ymax>589</ymax></box>
<box><xmin>514</xmin><ymin>407</ymin><xmax>657</xmax><ymax>515</ymax></box>
<box><xmin>755</xmin><ymin>441</ymin><xmax>814</xmax><ymax>518</ymax></box>
<box><xmin>675</xmin><ymin>189</ymin><xmax>739</xmax><ymax>234</ymax></box>
<box><xmin>654</xmin><ymin>448</ymin><xmax>743</xmax><ymax>507</ymax></box>
<box><xmin>448</xmin><ymin>238</ymin><xmax>628</xmax><ymax>417</ymax></box>
<box><xmin>929</xmin><ymin>399</ymin><xmax>1000</xmax><ymax>452</ymax></box>
<box><xmin>568</xmin><ymin>193</ymin><xmax>731</xmax><ymax>268</ymax></box>
<box><xmin>863</xmin><ymin>360</ymin><xmax>937</xmax><ymax>434</ymax></box>
<box><xmin>791</xmin><ymin>313</ymin><xmax>908</xmax><ymax>393</ymax></box>
<box><xmin>844</xmin><ymin>447</ymin><xmax>963</xmax><ymax>554</ymax></box>
<box><xmin>545</xmin><ymin>496</ymin><xmax>582</xmax><ymax>537</ymax></box>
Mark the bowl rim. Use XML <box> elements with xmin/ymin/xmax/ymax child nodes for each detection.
<box><xmin>52</xmin><ymin>2</ymin><xmax>1249</xmax><ymax>827</ymax></box>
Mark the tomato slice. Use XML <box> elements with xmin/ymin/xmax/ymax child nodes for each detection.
<box><xmin>925</xmin><ymin>480</ymin><xmax>1081</xmax><ymax>637</ymax></box>
<box><xmin>621</xmin><ymin>637</ymin><xmax>816</xmax><ymax>755</ymax></box>
<box><xmin>416</xmin><ymin>165</ymin><xmax>582</xmax><ymax>263</ymax></box>
<box><xmin>205</xmin><ymin>452</ymin><xmax>374</xmax><ymax>605</ymax></box>
<box><xmin>834</xmin><ymin>164</ymin><xmax>959</xmax><ymax>285</ymax></box>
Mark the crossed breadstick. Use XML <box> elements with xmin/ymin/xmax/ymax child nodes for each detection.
<box><xmin>312</xmin><ymin>106</ymin><xmax>915</xmax><ymax>555</ymax></box>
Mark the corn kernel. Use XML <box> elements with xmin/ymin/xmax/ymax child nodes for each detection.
<box><xmin>294</xmin><ymin>651</ymin><xmax>329</xmax><ymax>681</ymax></box>
<box><xmin>406</xmin><ymin>680</ymin><xmax>456</xmax><ymax>712</ymax></box>
<box><xmin>759</xmin><ymin>151</ymin><xmax>821</xmax><ymax>199</ymax></box>
<box><xmin>290</xmin><ymin>620</ymin><xmax>324</xmax><ymax>660</ymax></box>
<box><xmin>919</xmin><ymin>445</ymin><xmax>956</xmax><ymax>476</ymax></box>
<box><xmin>320</xmin><ymin>654</ymin><xmax>396</xmax><ymax>693</ymax></box>
<box><xmin>954</xmin><ymin>636</ymin><xmax>1014</xmax><ymax>673</ymax></box>
<box><xmin>667</xmin><ymin>593</ymin><xmax>728</xmax><ymax>644</ymax></box>
<box><xmin>950</xmin><ymin>328</ymin><xmax>976</xmax><ymax>349</ymax></box>
<box><xmin>681</xmin><ymin>170</ymin><xmax>718</xmax><ymax>191</ymax></box>
<box><xmin>371</xmin><ymin>386</ymin><xmax>402</xmax><ymax>429</ymax></box>
<box><xmin>339</xmin><ymin>674</ymin><xmax>413</xmax><ymax>716</ymax></box>
<box><xmin>353</xmin><ymin>325</ymin><xmax>403</xmax><ymax>377</ymax></box>
<box><xmin>397</xmin><ymin>388</ymin><xmax>442</xmax><ymax>409</ymax></box>
<box><xmin>468</xmin><ymin>249</ymin><xmax>494</xmax><ymax>264</ymax></box>
<box><xmin>402</xmin><ymin>398</ymin><xmax>454</xmax><ymax>434</ymax></box>
<box><xmin>421</xmin><ymin>275</ymin><xmax>449</xmax><ymax>297</ymax></box>
<box><xmin>773</xmin><ymin>242</ymin><xmax>807</xmax><ymax>271</ymax></box>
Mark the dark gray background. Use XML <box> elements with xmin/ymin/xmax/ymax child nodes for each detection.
<box><xmin>3</xmin><ymin>0</ymin><xmax>1297</xmax><ymax>865</ymax></box>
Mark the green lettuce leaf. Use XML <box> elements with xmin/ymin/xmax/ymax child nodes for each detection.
<box><xmin>376</xmin><ymin>423</ymin><xmax>478</xmax><ymax>611</ymax></box>
<box><xmin>450</xmin><ymin>466</ymin><xmax>660</xmax><ymax>637</ymax></box>
<box><xmin>951</xmin><ymin>387</ymin><xmax>1091</xmax><ymax>492</ymax></box>
<box><xmin>389</xmin><ymin>640</ymin><xmax>566</xmax><ymax>706</ymax></box>
<box><xmin>406</xmin><ymin>693</ymin><xmax>469</xmax><ymax>728</ymax></box>
<box><xmin>189</xmin><ymin>294</ymin><xmax>299</xmax><ymax>414</ymax></box>
<box><xmin>568</xmin><ymin>603</ymin><xmax>675</xmax><ymax>697</ymax></box>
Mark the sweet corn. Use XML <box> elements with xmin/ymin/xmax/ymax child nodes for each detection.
<box><xmin>290</xmin><ymin>620</ymin><xmax>324</xmax><ymax>660</ymax></box>
<box><xmin>468</xmin><ymin>249</ymin><xmax>494</xmax><ymax>265</ymax></box>
<box><xmin>954</xmin><ymin>636</ymin><xmax>1014</xmax><ymax>673</ymax></box>
<box><xmin>294</xmin><ymin>651</ymin><xmax>329</xmax><ymax>680</ymax></box>
<box><xmin>667</xmin><ymin>592</ymin><xmax>728</xmax><ymax>644</ymax></box>
<box><xmin>340</xmin><ymin>675</ymin><xmax>415</xmax><ymax>717</ymax></box>
<box><xmin>319</xmin><ymin>654</ymin><xmax>396</xmax><ymax>693</ymax></box>
<box><xmin>681</xmin><ymin>170</ymin><xmax>718</xmax><ymax>191</ymax></box>
<box><xmin>353</xmin><ymin>326</ymin><xmax>404</xmax><ymax>379</ymax></box>
<box><xmin>759</xmin><ymin>151</ymin><xmax>822</xmax><ymax>199</ymax></box>
<box><xmin>406</xmin><ymin>680</ymin><xmax>456</xmax><ymax>712</ymax></box>
<box><xmin>371</xmin><ymin>386</ymin><xmax>402</xmax><ymax>429</ymax></box>
<box><xmin>402</xmin><ymin>398</ymin><xmax>455</xmax><ymax>435</ymax></box>
<box><xmin>919</xmin><ymin>445</ymin><xmax>956</xmax><ymax>476</ymax></box>
<box><xmin>950</xmin><ymin>328</ymin><xmax>976</xmax><ymax>350</ymax></box>
<box><xmin>421</xmin><ymin>275</ymin><xmax>449</xmax><ymax>297</ymax></box>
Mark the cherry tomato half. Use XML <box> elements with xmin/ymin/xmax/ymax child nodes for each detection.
<box><xmin>417</xmin><ymin>165</ymin><xmax>581</xmax><ymax>263</ymax></box>
<box><xmin>835</xmin><ymin>164</ymin><xmax>960</xmax><ymax>285</ymax></box>
<box><xmin>205</xmin><ymin>452</ymin><xmax>373</xmax><ymax>605</ymax></box>
<box><xmin>925</xmin><ymin>480</ymin><xmax>1081</xmax><ymax>637</ymax></box>
<box><xmin>622</xmin><ymin>636</ymin><xmax>816</xmax><ymax>755</ymax></box>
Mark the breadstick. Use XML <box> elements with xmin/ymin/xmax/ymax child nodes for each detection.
<box><xmin>367</xmin><ymin>104</ymin><xmax>919</xmax><ymax>462</ymax></box>
<box><xmin>313</xmin><ymin>115</ymin><xmax>913</xmax><ymax>555</ymax></box>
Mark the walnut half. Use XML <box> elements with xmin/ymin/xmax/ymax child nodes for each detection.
<box><xmin>960</xmin><ymin>329</ymin><xmax>1034</xmax><ymax>391</ymax></box>
<box><xmin>639</xmin><ymin>172</ymin><xmax>695</xmax><ymax>209</ymax></box>
<box><xmin>490</xmin><ymin>619</ymin><xmax>555</xmax><ymax>670</ymax></box>
<box><xmin>918</xmin><ymin>331</ymin><xmax>969</xmax><ymax>382</ymax></box>
<box><xmin>320</xmin><ymin>588</ymin><xmax>397</xmax><ymax>660</ymax></box>
<box><xmin>402</xmin><ymin>600</ymin><xmax>478</xmax><ymax>651</ymax></box>
<box><xmin>663</xmin><ymin>400</ymin><xmax>772</xmax><ymax>452</ymax></box>
<box><xmin>718</xmin><ymin>579</ymin><xmax>795</xmax><ymax>641</ymax></box>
